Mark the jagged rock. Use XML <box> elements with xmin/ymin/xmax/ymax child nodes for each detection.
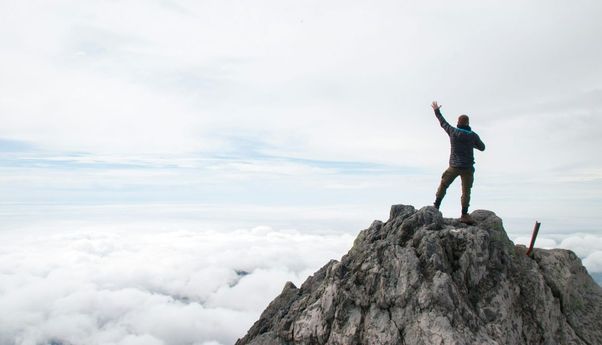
<box><xmin>236</xmin><ymin>205</ymin><xmax>602</xmax><ymax>345</ymax></box>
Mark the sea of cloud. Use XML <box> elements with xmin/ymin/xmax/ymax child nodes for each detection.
<box><xmin>0</xmin><ymin>226</ymin><xmax>354</xmax><ymax>345</ymax></box>
<box><xmin>1</xmin><ymin>221</ymin><xmax>600</xmax><ymax>345</ymax></box>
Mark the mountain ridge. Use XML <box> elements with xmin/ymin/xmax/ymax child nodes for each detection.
<box><xmin>236</xmin><ymin>205</ymin><xmax>602</xmax><ymax>345</ymax></box>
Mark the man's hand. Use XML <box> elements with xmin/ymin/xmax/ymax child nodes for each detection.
<box><xmin>431</xmin><ymin>101</ymin><xmax>441</xmax><ymax>111</ymax></box>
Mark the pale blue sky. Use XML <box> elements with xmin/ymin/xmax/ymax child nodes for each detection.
<box><xmin>0</xmin><ymin>0</ymin><xmax>601</xmax><ymax>232</ymax></box>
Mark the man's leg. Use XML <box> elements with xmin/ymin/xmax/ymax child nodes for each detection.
<box><xmin>434</xmin><ymin>167</ymin><xmax>459</xmax><ymax>209</ymax></box>
<box><xmin>459</xmin><ymin>168</ymin><xmax>475</xmax><ymax>215</ymax></box>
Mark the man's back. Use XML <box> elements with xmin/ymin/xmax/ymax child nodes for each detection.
<box><xmin>434</xmin><ymin>108</ymin><xmax>485</xmax><ymax>168</ymax></box>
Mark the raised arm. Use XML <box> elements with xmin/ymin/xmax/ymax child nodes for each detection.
<box><xmin>431</xmin><ymin>101</ymin><xmax>453</xmax><ymax>135</ymax></box>
<box><xmin>474</xmin><ymin>134</ymin><xmax>486</xmax><ymax>151</ymax></box>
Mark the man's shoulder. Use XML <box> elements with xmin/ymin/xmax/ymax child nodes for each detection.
<box><xmin>451</xmin><ymin>127</ymin><xmax>475</xmax><ymax>137</ymax></box>
<box><xmin>458</xmin><ymin>128</ymin><xmax>481</xmax><ymax>138</ymax></box>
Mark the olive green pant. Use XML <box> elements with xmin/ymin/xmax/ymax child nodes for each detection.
<box><xmin>435</xmin><ymin>166</ymin><xmax>474</xmax><ymax>214</ymax></box>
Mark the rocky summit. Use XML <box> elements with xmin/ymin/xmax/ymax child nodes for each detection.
<box><xmin>236</xmin><ymin>205</ymin><xmax>602</xmax><ymax>345</ymax></box>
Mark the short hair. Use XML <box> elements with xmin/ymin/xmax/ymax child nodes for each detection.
<box><xmin>458</xmin><ymin>114</ymin><xmax>469</xmax><ymax>126</ymax></box>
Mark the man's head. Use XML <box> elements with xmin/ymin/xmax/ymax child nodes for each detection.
<box><xmin>457</xmin><ymin>114</ymin><xmax>469</xmax><ymax>127</ymax></box>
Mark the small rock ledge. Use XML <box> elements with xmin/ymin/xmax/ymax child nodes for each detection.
<box><xmin>236</xmin><ymin>205</ymin><xmax>602</xmax><ymax>345</ymax></box>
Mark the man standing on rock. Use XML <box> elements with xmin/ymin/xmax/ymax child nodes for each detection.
<box><xmin>431</xmin><ymin>101</ymin><xmax>485</xmax><ymax>224</ymax></box>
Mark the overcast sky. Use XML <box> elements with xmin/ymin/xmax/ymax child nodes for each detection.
<box><xmin>1</xmin><ymin>1</ymin><xmax>601</xmax><ymax>344</ymax></box>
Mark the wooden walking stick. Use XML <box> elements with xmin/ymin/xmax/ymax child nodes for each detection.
<box><xmin>526</xmin><ymin>221</ymin><xmax>541</xmax><ymax>257</ymax></box>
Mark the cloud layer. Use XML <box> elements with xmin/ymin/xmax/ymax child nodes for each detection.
<box><xmin>0</xmin><ymin>210</ymin><xmax>602</xmax><ymax>345</ymax></box>
<box><xmin>0</xmin><ymin>227</ymin><xmax>354</xmax><ymax>345</ymax></box>
<box><xmin>2</xmin><ymin>0</ymin><xmax>602</xmax><ymax>167</ymax></box>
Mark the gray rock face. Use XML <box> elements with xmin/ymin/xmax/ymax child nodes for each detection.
<box><xmin>236</xmin><ymin>205</ymin><xmax>602</xmax><ymax>345</ymax></box>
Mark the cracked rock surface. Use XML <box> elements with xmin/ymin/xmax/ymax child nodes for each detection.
<box><xmin>236</xmin><ymin>205</ymin><xmax>602</xmax><ymax>345</ymax></box>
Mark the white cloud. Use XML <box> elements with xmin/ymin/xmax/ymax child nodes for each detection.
<box><xmin>0</xmin><ymin>227</ymin><xmax>355</xmax><ymax>345</ymax></box>
<box><xmin>583</xmin><ymin>251</ymin><xmax>602</xmax><ymax>274</ymax></box>
<box><xmin>513</xmin><ymin>236</ymin><xmax>557</xmax><ymax>249</ymax></box>
<box><xmin>559</xmin><ymin>235</ymin><xmax>602</xmax><ymax>258</ymax></box>
<box><xmin>514</xmin><ymin>234</ymin><xmax>602</xmax><ymax>274</ymax></box>
<box><xmin>2</xmin><ymin>0</ymin><xmax>601</xmax><ymax>165</ymax></box>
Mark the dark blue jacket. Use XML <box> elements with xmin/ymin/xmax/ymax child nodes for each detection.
<box><xmin>435</xmin><ymin>108</ymin><xmax>485</xmax><ymax>168</ymax></box>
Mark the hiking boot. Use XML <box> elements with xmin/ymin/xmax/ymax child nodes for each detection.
<box><xmin>459</xmin><ymin>213</ymin><xmax>475</xmax><ymax>225</ymax></box>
